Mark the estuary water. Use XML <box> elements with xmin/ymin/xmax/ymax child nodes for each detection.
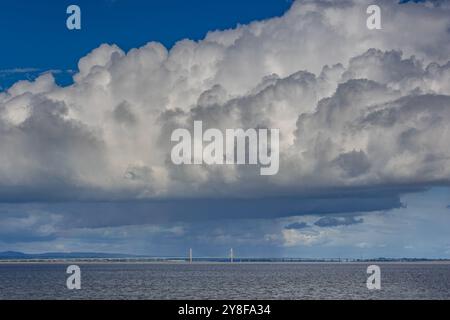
<box><xmin>0</xmin><ymin>262</ymin><xmax>449</xmax><ymax>300</ymax></box>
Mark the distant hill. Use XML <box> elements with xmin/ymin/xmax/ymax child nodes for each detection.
<box><xmin>0</xmin><ymin>251</ymin><xmax>138</xmax><ymax>260</ymax></box>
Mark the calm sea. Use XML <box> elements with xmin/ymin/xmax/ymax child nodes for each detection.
<box><xmin>0</xmin><ymin>263</ymin><xmax>449</xmax><ymax>300</ymax></box>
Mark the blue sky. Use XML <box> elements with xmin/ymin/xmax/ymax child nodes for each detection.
<box><xmin>0</xmin><ymin>0</ymin><xmax>291</xmax><ymax>88</ymax></box>
<box><xmin>1</xmin><ymin>0</ymin><xmax>450</xmax><ymax>259</ymax></box>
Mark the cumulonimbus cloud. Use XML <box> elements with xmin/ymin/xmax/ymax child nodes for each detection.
<box><xmin>1</xmin><ymin>0</ymin><xmax>450</xmax><ymax>220</ymax></box>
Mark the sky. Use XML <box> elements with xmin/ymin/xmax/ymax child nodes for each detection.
<box><xmin>0</xmin><ymin>0</ymin><xmax>292</xmax><ymax>89</ymax></box>
<box><xmin>1</xmin><ymin>0</ymin><xmax>450</xmax><ymax>259</ymax></box>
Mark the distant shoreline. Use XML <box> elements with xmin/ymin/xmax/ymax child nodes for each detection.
<box><xmin>1</xmin><ymin>259</ymin><xmax>450</xmax><ymax>265</ymax></box>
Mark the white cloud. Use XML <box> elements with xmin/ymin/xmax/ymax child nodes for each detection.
<box><xmin>0</xmin><ymin>0</ymin><xmax>450</xmax><ymax>205</ymax></box>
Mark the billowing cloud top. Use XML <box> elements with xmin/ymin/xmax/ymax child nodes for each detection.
<box><xmin>1</xmin><ymin>0</ymin><xmax>450</xmax><ymax>212</ymax></box>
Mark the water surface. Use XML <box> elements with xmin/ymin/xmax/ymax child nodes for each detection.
<box><xmin>0</xmin><ymin>263</ymin><xmax>449</xmax><ymax>300</ymax></box>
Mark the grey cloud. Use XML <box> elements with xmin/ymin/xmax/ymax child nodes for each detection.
<box><xmin>332</xmin><ymin>150</ymin><xmax>371</xmax><ymax>178</ymax></box>
<box><xmin>0</xmin><ymin>211</ymin><xmax>61</xmax><ymax>243</ymax></box>
<box><xmin>113</xmin><ymin>101</ymin><xmax>137</xmax><ymax>125</ymax></box>
<box><xmin>285</xmin><ymin>222</ymin><xmax>309</xmax><ymax>230</ymax></box>
<box><xmin>342</xmin><ymin>49</ymin><xmax>424</xmax><ymax>84</ymax></box>
<box><xmin>314</xmin><ymin>216</ymin><xmax>364</xmax><ymax>228</ymax></box>
<box><xmin>0</xmin><ymin>191</ymin><xmax>404</xmax><ymax>229</ymax></box>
